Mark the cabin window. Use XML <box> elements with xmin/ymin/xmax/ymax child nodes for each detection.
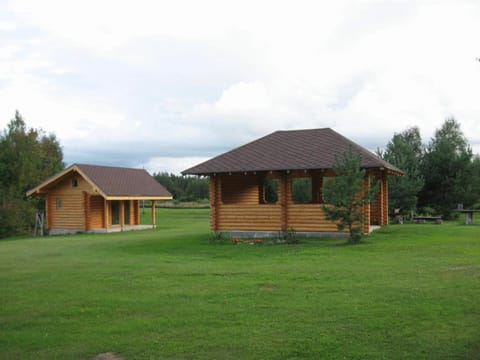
<box><xmin>291</xmin><ymin>177</ymin><xmax>313</xmax><ymax>203</ymax></box>
<box><xmin>56</xmin><ymin>198</ymin><xmax>63</xmax><ymax>209</ymax></box>
<box><xmin>262</xmin><ymin>178</ymin><xmax>278</xmax><ymax>204</ymax></box>
<box><xmin>72</xmin><ymin>178</ymin><xmax>78</xmax><ymax>187</ymax></box>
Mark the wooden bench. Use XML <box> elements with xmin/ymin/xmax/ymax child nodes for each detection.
<box><xmin>412</xmin><ymin>216</ymin><xmax>443</xmax><ymax>224</ymax></box>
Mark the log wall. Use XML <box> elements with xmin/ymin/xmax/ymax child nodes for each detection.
<box><xmin>369</xmin><ymin>170</ymin><xmax>389</xmax><ymax>226</ymax></box>
<box><xmin>47</xmin><ymin>174</ymin><xmax>143</xmax><ymax>230</ymax></box>
<box><xmin>221</xmin><ymin>174</ymin><xmax>259</xmax><ymax>204</ymax></box>
<box><xmin>210</xmin><ymin>169</ymin><xmax>392</xmax><ymax>233</ymax></box>
<box><xmin>89</xmin><ymin>196</ymin><xmax>105</xmax><ymax>229</ymax></box>
<box><xmin>48</xmin><ymin>173</ymin><xmax>92</xmax><ymax>229</ymax></box>
<box><xmin>212</xmin><ymin>172</ymin><xmax>350</xmax><ymax>233</ymax></box>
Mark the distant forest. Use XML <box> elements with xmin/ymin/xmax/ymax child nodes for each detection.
<box><xmin>153</xmin><ymin>172</ymin><xmax>209</xmax><ymax>202</ymax></box>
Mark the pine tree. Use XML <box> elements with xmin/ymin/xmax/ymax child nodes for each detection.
<box><xmin>321</xmin><ymin>146</ymin><xmax>378</xmax><ymax>243</ymax></box>
<box><xmin>380</xmin><ymin>127</ymin><xmax>424</xmax><ymax>216</ymax></box>
<box><xmin>419</xmin><ymin>118</ymin><xmax>474</xmax><ymax>218</ymax></box>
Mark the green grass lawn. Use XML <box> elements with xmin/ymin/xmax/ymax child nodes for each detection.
<box><xmin>1</xmin><ymin>209</ymin><xmax>479</xmax><ymax>359</ymax></box>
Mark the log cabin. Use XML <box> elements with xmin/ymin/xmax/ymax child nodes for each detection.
<box><xmin>27</xmin><ymin>164</ymin><xmax>172</xmax><ymax>234</ymax></box>
<box><xmin>182</xmin><ymin>128</ymin><xmax>403</xmax><ymax>237</ymax></box>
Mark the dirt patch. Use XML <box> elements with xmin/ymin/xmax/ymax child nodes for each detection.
<box><xmin>92</xmin><ymin>353</ymin><xmax>122</xmax><ymax>360</ymax></box>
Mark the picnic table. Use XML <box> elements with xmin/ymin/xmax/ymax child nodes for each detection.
<box><xmin>455</xmin><ymin>209</ymin><xmax>480</xmax><ymax>225</ymax></box>
<box><xmin>412</xmin><ymin>216</ymin><xmax>443</xmax><ymax>224</ymax></box>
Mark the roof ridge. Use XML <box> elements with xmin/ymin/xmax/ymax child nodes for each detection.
<box><xmin>75</xmin><ymin>163</ymin><xmax>147</xmax><ymax>172</ymax></box>
<box><xmin>277</xmin><ymin>127</ymin><xmax>330</xmax><ymax>133</ymax></box>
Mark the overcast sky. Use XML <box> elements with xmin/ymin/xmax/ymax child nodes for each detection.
<box><xmin>1</xmin><ymin>0</ymin><xmax>479</xmax><ymax>174</ymax></box>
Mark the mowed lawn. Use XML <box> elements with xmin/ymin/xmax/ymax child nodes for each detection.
<box><xmin>1</xmin><ymin>209</ymin><xmax>479</xmax><ymax>359</ymax></box>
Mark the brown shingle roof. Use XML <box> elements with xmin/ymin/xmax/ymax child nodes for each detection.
<box><xmin>76</xmin><ymin>164</ymin><xmax>172</xmax><ymax>198</ymax></box>
<box><xmin>27</xmin><ymin>164</ymin><xmax>172</xmax><ymax>199</ymax></box>
<box><xmin>182</xmin><ymin>128</ymin><xmax>403</xmax><ymax>175</ymax></box>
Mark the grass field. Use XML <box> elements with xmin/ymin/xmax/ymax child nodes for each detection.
<box><xmin>1</xmin><ymin>209</ymin><xmax>479</xmax><ymax>359</ymax></box>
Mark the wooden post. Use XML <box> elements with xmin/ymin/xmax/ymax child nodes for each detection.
<box><xmin>39</xmin><ymin>212</ymin><xmax>44</xmax><ymax>237</ymax></box>
<box><xmin>209</xmin><ymin>175</ymin><xmax>220</xmax><ymax>230</ymax></box>
<box><xmin>280</xmin><ymin>172</ymin><xmax>288</xmax><ymax>231</ymax></box>
<box><xmin>135</xmin><ymin>200</ymin><xmax>140</xmax><ymax>225</ymax></box>
<box><xmin>83</xmin><ymin>192</ymin><xmax>91</xmax><ymax>230</ymax></box>
<box><xmin>104</xmin><ymin>199</ymin><xmax>109</xmax><ymax>230</ymax></box>
<box><xmin>120</xmin><ymin>200</ymin><xmax>125</xmax><ymax>229</ymax></box>
<box><xmin>363</xmin><ymin>175</ymin><xmax>370</xmax><ymax>234</ymax></box>
<box><xmin>382</xmin><ymin>172</ymin><xmax>388</xmax><ymax>225</ymax></box>
<box><xmin>312</xmin><ymin>174</ymin><xmax>323</xmax><ymax>203</ymax></box>
<box><xmin>46</xmin><ymin>193</ymin><xmax>52</xmax><ymax>229</ymax></box>
<box><xmin>151</xmin><ymin>200</ymin><xmax>156</xmax><ymax>228</ymax></box>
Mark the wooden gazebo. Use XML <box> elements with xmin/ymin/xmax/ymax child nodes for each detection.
<box><xmin>27</xmin><ymin>164</ymin><xmax>172</xmax><ymax>234</ymax></box>
<box><xmin>183</xmin><ymin>128</ymin><xmax>402</xmax><ymax>236</ymax></box>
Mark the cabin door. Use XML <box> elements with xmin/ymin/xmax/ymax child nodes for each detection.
<box><xmin>111</xmin><ymin>201</ymin><xmax>120</xmax><ymax>225</ymax></box>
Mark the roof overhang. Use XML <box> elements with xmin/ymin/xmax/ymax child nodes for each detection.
<box><xmin>26</xmin><ymin>165</ymin><xmax>101</xmax><ymax>197</ymax></box>
<box><xmin>185</xmin><ymin>166</ymin><xmax>404</xmax><ymax>177</ymax></box>
<box><xmin>27</xmin><ymin>164</ymin><xmax>175</xmax><ymax>199</ymax></box>
<box><xmin>104</xmin><ymin>196</ymin><xmax>173</xmax><ymax>201</ymax></box>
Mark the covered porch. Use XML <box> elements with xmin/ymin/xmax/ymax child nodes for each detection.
<box><xmin>82</xmin><ymin>194</ymin><xmax>160</xmax><ymax>233</ymax></box>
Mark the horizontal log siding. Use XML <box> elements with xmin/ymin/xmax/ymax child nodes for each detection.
<box><xmin>368</xmin><ymin>170</ymin><xmax>389</xmax><ymax>227</ymax></box>
<box><xmin>215</xmin><ymin>172</ymin><xmax>342</xmax><ymax>232</ymax></box>
<box><xmin>217</xmin><ymin>204</ymin><xmax>282</xmax><ymax>230</ymax></box>
<box><xmin>381</xmin><ymin>173</ymin><xmax>388</xmax><ymax>225</ymax></box>
<box><xmin>363</xmin><ymin>175</ymin><xmax>371</xmax><ymax>234</ymax></box>
<box><xmin>210</xmin><ymin>176</ymin><xmax>220</xmax><ymax>230</ymax></box>
<box><xmin>217</xmin><ymin>174</ymin><xmax>281</xmax><ymax>230</ymax></box>
<box><xmin>286</xmin><ymin>204</ymin><xmax>339</xmax><ymax>232</ymax></box>
<box><xmin>212</xmin><ymin>171</ymin><xmax>387</xmax><ymax>233</ymax></box>
<box><xmin>89</xmin><ymin>196</ymin><xmax>105</xmax><ymax>229</ymax></box>
<box><xmin>49</xmin><ymin>174</ymin><xmax>93</xmax><ymax>229</ymax></box>
<box><xmin>221</xmin><ymin>174</ymin><xmax>259</xmax><ymax>205</ymax></box>
<box><xmin>285</xmin><ymin>173</ymin><xmax>339</xmax><ymax>232</ymax></box>
<box><xmin>369</xmin><ymin>170</ymin><xmax>380</xmax><ymax>225</ymax></box>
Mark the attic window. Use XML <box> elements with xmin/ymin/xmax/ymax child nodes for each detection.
<box><xmin>72</xmin><ymin>179</ymin><xmax>78</xmax><ymax>187</ymax></box>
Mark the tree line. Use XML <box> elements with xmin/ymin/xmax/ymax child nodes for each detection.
<box><xmin>153</xmin><ymin>172</ymin><xmax>209</xmax><ymax>202</ymax></box>
<box><xmin>0</xmin><ymin>111</ymin><xmax>64</xmax><ymax>238</ymax></box>
<box><xmin>379</xmin><ymin>118</ymin><xmax>480</xmax><ymax>218</ymax></box>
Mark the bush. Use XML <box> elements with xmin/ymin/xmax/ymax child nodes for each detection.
<box><xmin>0</xmin><ymin>198</ymin><xmax>37</xmax><ymax>238</ymax></box>
<box><xmin>209</xmin><ymin>231</ymin><xmax>231</xmax><ymax>244</ymax></box>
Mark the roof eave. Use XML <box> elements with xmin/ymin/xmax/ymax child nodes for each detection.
<box><xmin>104</xmin><ymin>195</ymin><xmax>173</xmax><ymax>200</ymax></box>
<box><xmin>26</xmin><ymin>165</ymin><xmax>80</xmax><ymax>197</ymax></box>
<box><xmin>183</xmin><ymin>165</ymin><xmax>404</xmax><ymax>177</ymax></box>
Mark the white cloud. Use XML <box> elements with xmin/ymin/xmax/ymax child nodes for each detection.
<box><xmin>141</xmin><ymin>156</ymin><xmax>210</xmax><ymax>175</ymax></box>
<box><xmin>200</xmin><ymin>81</ymin><xmax>271</xmax><ymax>114</ymax></box>
<box><xmin>1</xmin><ymin>0</ymin><xmax>480</xmax><ymax>174</ymax></box>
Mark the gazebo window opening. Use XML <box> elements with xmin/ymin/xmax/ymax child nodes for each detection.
<box><xmin>262</xmin><ymin>178</ymin><xmax>279</xmax><ymax>204</ymax></box>
<box><xmin>291</xmin><ymin>177</ymin><xmax>313</xmax><ymax>203</ymax></box>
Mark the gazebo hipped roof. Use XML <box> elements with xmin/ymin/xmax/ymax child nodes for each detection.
<box><xmin>182</xmin><ymin>128</ymin><xmax>403</xmax><ymax>176</ymax></box>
